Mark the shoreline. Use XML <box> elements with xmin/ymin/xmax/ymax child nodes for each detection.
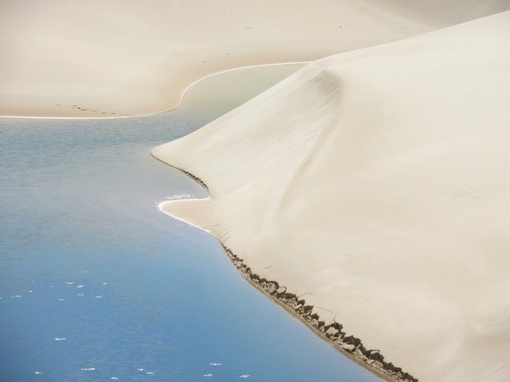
<box><xmin>150</xmin><ymin>14</ymin><xmax>510</xmax><ymax>378</ymax></box>
<box><xmin>5</xmin><ymin>3</ymin><xmax>510</xmax><ymax>379</ymax></box>
<box><xmin>156</xmin><ymin>165</ymin><xmax>418</xmax><ymax>382</ymax></box>
<box><xmin>0</xmin><ymin>62</ymin><xmax>308</xmax><ymax>120</ymax></box>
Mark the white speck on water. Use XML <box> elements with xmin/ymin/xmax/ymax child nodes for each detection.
<box><xmin>95</xmin><ymin>296</ymin><xmax>103</xmax><ymax>298</ymax></box>
<box><xmin>103</xmin><ymin>283</ymin><xmax>107</xmax><ymax>285</ymax></box>
<box><xmin>209</xmin><ymin>362</ymin><xmax>222</xmax><ymax>366</ymax></box>
<box><xmin>77</xmin><ymin>294</ymin><xmax>84</xmax><ymax>296</ymax></box>
<box><xmin>239</xmin><ymin>375</ymin><xmax>250</xmax><ymax>378</ymax></box>
<box><xmin>54</xmin><ymin>338</ymin><xmax>66</xmax><ymax>341</ymax></box>
<box><xmin>58</xmin><ymin>299</ymin><xmax>65</xmax><ymax>301</ymax></box>
<box><xmin>204</xmin><ymin>374</ymin><xmax>213</xmax><ymax>377</ymax></box>
<box><xmin>34</xmin><ymin>371</ymin><xmax>43</xmax><ymax>375</ymax></box>
<box><xmin>76</xmin><ymin>285</ymin><xmax>84</xmax><ymax>288</ymax></box>
<box><xmin>110</xmin><ymin>378</ymin><xmax>119</xmax><ymax>380</ymax></box>
<box><xmin>137</xmin><ymin>368</ymin><xmax>144</xmax><ymax>372</ymax></box>
<box><xmin>146</xmin><ymin>371</ymin><xmax>154</xmax><ymax>375</ymax></box>
<box><xmin>14</xmin><ymin>295</ymin><xmax>22</xmax><ymax>298</ymax></box>
<box><xmin>66</xmin><ymin>282</ymin><xmax>74</xmax><ymax>285</ymax></box>
<box><xmin>27</xmin><ymin>290</ymin><xmax>33</xmax><ymax>293</ymax></box>
<box><xmin>81</xmin><ymin>368</ymin><xmax>95</xmax><ymax>371</ymax></box>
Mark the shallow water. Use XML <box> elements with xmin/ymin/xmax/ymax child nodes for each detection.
<box><xmin>0</xmin><ymin>67</ymin><xmax>380</xmax><ymax>381</ymax></box>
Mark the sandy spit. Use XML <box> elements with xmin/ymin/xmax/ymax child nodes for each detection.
<box><xmin>152</xmin><ymin>11</ymin><xmax>510</xmax><ymax>382</ymax></box>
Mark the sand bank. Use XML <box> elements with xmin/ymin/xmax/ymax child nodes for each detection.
<box><xmin>2</xmin><ymin>0</ymin><xmax>508</xmax><ymax>118</ymax></box>
<box><xmin>153</xmin><ymin>11</ymin><xmax>510</xmax><ymax>382</ymax></box>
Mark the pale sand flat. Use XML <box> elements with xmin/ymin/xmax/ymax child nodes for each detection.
<box><xmin>152</xmin><ymin>11</ymin><xmax>510</xmax><ymax>382</ymax></box>
<box><xmin>2</xmin><ymin>0</ymin><xmax>509</xmax><ymax>117</ymax></box>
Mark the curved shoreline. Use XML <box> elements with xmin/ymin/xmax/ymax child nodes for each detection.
<box><xmin>157</xmin><ymin>165</ymin><xmax>419</xmax><ymax>382</ymax></box>
<box><xmin>222</xmin><ymin>245</ymin><xmax>418</xmax><ymax>382</ymax></box>
<box><xmin>0</xmin><ymin>62</ymin><xmax>308</xmax><ymax>121</ymax></box>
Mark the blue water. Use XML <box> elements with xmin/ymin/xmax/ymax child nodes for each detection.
<box><xmin>0</xmin><ymin>83</ymin><xmax>379</xmax><ymax>381</ymax></box>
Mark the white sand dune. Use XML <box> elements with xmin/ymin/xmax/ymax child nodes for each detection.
<box><xmin>2</xmin><ymin>0</ymin><xmax>508</xmax><ymax>118</ymax></box>
<box><xmin>153</xmin><ymin>11</ymin><xmax>510</xmax><ymax>382</ymax></box>
<box><xmin>6</xmin><ymin>0</ymin><xmax>510</xmax><ymax>380</ymax></box>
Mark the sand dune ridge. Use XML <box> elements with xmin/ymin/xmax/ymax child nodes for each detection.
<box><xmin>153</xmin><ymin>11</ymin><xmax>510</xmax><ymax>381</ymax></box>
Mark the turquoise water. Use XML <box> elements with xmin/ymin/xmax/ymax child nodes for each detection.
<box><xmin>0</xmin><ymin>71</ymin><xmax>380</xmax><ymax>381</ymax></box>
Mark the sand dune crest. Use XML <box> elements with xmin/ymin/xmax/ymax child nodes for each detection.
<box><xmin>153</xmin><ymin>11</ymin><xmax>510</xmax><ymax>381</ymax></box>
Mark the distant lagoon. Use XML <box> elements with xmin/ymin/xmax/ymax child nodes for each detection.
<box><xmin>0</xmin><ymin>66</ymin><xmax>379</xmax><ymax>381</ymax></box>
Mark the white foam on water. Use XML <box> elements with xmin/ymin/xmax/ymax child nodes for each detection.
<box><xmin>164</xmin><ymin>193</ymin><xmax>194</xmax><ymax>201</ymax></box>
<box><xmin>34</xmin><ymin>371</ymin><xmax>43</xmax><ymax>375</ymax></box>
<box><xmin>77</xmin><ymin>294</ymin><xmax>84</xmax><ymax>296</ymax></box>
<box><xmin>58</xmin><ymin>299</ymin><xmax>65</xmax><ymax>301</ymax></box>
<box><xmin>239</xmin><ymin>375</ymin><xmax>250</xmax><ymax>378</ymax></box>
<box><xmin>96</xmin><ymin>296</ymin><xmax>103</xmax><ymax>298</ymax></box>
<box><xmin>66</xmin><ymin>282</ymin><xmax>74</xmax><ymax>285</ymax></box>
<box><xmin>81</xmin><ymin>368</ymin><xmax>95</xmax><ymax>371</ymax></box>
<box><xmin>137</xmin><ymin>368</ymin><xmax>144</xmax><ymax>372</ymax></box>
<box><xmin>209</xmin><ymin>362</ymin><xmax>222</xmax><ymax>366</ymax></box>
<box><xmin>146</xmin><ymin>371</ymin><xmax>154</xmax><ymax>375</ymax></box>
<box><xmin>204</xmin><ymin>374</ymin><xmax>213</xmax><ymax>377</ymax></box>
<box><xmin>27</xmin><ymin>290</ymin><xmax>33</xmax><ymax>293</ymax></box>
<box><xmin>110</xmin><ymin>378</ymin><xmax>119</xmax><ymax>380</ymax></box>
<box><xmin>76</xmin><ymin>285</ymin><xmax>84</xmax><ymax>288</ymax></box>
<box><xmin>54</xmin><ymin>338</ymin><xmax>66</xmax><ymax>341</ymax></box>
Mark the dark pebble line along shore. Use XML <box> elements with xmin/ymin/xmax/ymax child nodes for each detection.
<box><xmin>220</xmin><ymin>243</ymin><xmax>419</xmax><ymax>382</ymax></box>
<box><xmin>169</xmin><ymin>167</ymin><xmax>419</xmax><ymax>382</ymax></box>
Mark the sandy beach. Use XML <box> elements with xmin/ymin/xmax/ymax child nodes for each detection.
<box><xmin>152</xmin><ymin>9</ymin><xmax>510</xmax><ymax>382</ymax></box>
<box><xmin>4</xmin><ymin>0</ymin><xmax>510</xmax><ymax>381</ymax></box>
<box><xmin>2</xmin><ymin>0</ymin><xmax>506</xmax><ymax>118</ymax></box>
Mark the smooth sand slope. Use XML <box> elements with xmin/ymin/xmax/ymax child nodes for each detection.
<box><xmin>2</xmin><ymin>0</ymin><xmax>509</xmax><ymax>117</ymax></box>
<box><xmin>153</xmin><ymin>12</ymin><xmax>510</xmax><ymax>382</ymax></box>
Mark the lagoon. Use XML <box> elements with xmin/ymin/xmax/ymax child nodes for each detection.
<box><xmin>0</xmin><ymin>66</ymin><xmax>379</xmax><ymax>381</ymax></box>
